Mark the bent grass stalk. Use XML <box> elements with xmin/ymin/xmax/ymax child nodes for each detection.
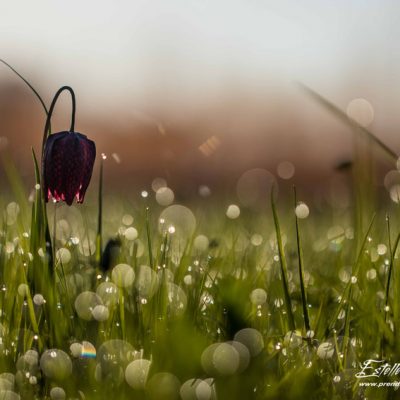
<box><xmin>297</xmin><ymin>82</ymin><xmax>397</xmax><ymax>162</ymax></box>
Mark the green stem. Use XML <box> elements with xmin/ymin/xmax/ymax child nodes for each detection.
<box><xmin>146</xmin><ymin>207</ymin><xmax>154</xmax><ymax>269</ymax></box>
<box><xmin>96</xmin><ymin>158</ymin><xmax>104</xmax><ymax>266</ymax></box>
<box><xmin>271</xmin><ymin>187</ymin><xmax>295</xmax><ymax>332</ymax></box>
<box><xmin>43</xmin><ymin>86</ymin><xmax>76</xmax><ymax>152</ymax></box>
<box><xmin>293</xmin><ymin>186</ymin><xmax>310</xmax><ymax>333</ymax></box>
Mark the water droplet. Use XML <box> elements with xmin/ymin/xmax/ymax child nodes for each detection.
<box><xmin>125</xmin><ymin>359</ymin><xmax>151</xmax><ymax>389</ymax></box>
<box><xmin>250</xmin><ymin>288</ymin><xmax>267</xmax><ymax>306</ymax></box>
<box><xmin>295</xmin><ymin>203</ymin><xmax>309</xmax><ymax>219</ymax></box>
<box><xmin>226</xmin><ymin>204</ymin><xmax>240</xmax><ymax>219</ymax></box>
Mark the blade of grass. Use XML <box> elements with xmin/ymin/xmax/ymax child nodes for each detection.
<box><xmin>146</xmin><ymin>207</ymin><xmax>154</xmax><ymax>269</ymax></box>
<box><xmin>0</xmin><ymin>59</ymin><xmax>48</xmax><ymax>116</ymax></box>
<box><xmin>293</xmin><ymin>186</ymin><xmax>310</xmax><ymax>333</ymax></box>
<box><xmin>271</xmin><ymin>187</ymin><xmax>295</xmax><ymax>332</ymax></box>
<box><xmin>297</xmin><ymin>83</ymin><xmax>397</xmax><ymax>162</ymax></box>
<box><xmin>326</xmin><ymin>214</ymin><xmax>375</xmax><ymax>336</ymax></box>
<box><xmin>96</xmin><ymin>157</ymin><xmax>103</xmax><ymax>266</ymax></box>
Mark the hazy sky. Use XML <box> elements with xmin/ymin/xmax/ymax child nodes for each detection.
<box><xmin>1</xmin><ymin>1</ymin><xmax>399</xmax><ymax>123</ymax></box>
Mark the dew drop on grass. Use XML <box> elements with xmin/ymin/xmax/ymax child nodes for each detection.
<box><xmin>180</xmin><ymin>379</ymin><xmax>212</xmax><ymax>400</ymax></box>
<box><xmin>124</xmin><ymin>227</ymin><xmax>138</xmax><ymax>241</ymax></box>
<box><xmin>152</xmin><ymin>177</ymin><xmax>167</xmax><ymax>192</ymax></box>
<box><xmin>92</xmin><ymin>305</ymin><xmax>109</xmax><ymax>321</ymax></box>
<box><xmin>141</xmin><ymin>190</ymin><xmax>149</xmax><ymax>198</ymax></box>
<box><xmin>159</xmin><ymin>205</ymin><xmax>196</xmax><ymax>238</ymax></box>
<box><xmin>56</xmin><ymin>248</ymin><xmax>71</xmax><ymax>265</ymax></box>
<box><xmin>70</xmin><ymin>343</ymin><xmax>83</xmax><ymax>358</ymax></box>
<box><xmin>226</xmin><ymin>204</ymin><xmax>240</xmax><ymax>219</ymax></box>
<box><xmin>56</xmin><ymin>220</ymin><xmax>70</xmax><ymax>243</ymax></box>
<box><xmin>156</xmin><ymin>187</ymin><xmax>175</xmax><ymax>206</ymax></box>
<box><xmin>377</xmin><ymin>244</ymin><xmax>387</xmax><ymax>256</ymax></box>
<box><xmin>201</xmin><ymin>343</ymin><xmax>220</xmax><ymax>375</ymax></box>
<box><xmin>274</xmin><ymin>298</ymin><xmax>283</xmax><ymax>308</ymax></box>
<box><xmin>96</xmin><ymin>282</ymin><xmax>119</xmax><ymax>307</ymax></box>
<box><xmin>78</xmin><ymin>237</ymin><xmax>96</xmax><ymax>257</ymax></box>
<box><xmin>316</xmin><ymin>342</ymin><xmax>334</xmax><ymax>359</ymax></box>
<box><xmin>74</xmin><ymin>291</ymin><xmax>103</xmax><ymax>321</ymax></box>
<box><xmin>6</xmin><ymin>202</ymin><xmax>20</xmax><ymax>222</ymax></box>
<box><xmin>389</xmin><ymin>185</ymin><xmax>400</xmax><ymax>203</ymax></box>
<box><xmin>50</xmin><ymin>387</ymin><xmax>66</xmax><ymax>400</ymax></box>
<box><xmin>5</xmin><ymin>242</ymin><xmax>15</xmax><ymax>254</ymax></box>
<box><xmin>295</xmin><ymin>203</ymin><xmax>309</xmax><ymax>219</ymax></box>
<box><xmin>17</xmin><ymin>284</ymin><xmax>29</xmax><ymax>297</ymax></box>
<box><xmin>135</xmin><ymin>265</ymin><xmax>159</xmax><ymax>299</ymax></box>
<box><xmin>212</xmin><ymin>343</ymin><xmax>240</xmax><ymax>376</ymax></box>
<box><xmin>40</xmin><ymin>349</ymin><xmax>72</xmax><ymax>381</ymax></box>
<box><xmin>98</xmin><ymin>339</ymin><xmax>135</xmax><ymax>369</ymax></box>
<box><xmin>384</xmin><ymin>170</ymin><xmax>400</xmax><ymax>191</ymax></box>
<box><xmin>145</xmin><ymin>372</ymin><xmax>180</xmax><ymax>400</ymax></box>
<box><xmin>228</xmin><ymin>341</ymin><xmax>250</xmax><ymax>373</ymax></box>
<box><xmin>194</xmin><ymin>235</ymin><xmax>209</xmax><ymax>252</ymax></box>
<box><xmin>111</xmin><ymin>264</ymin><xmax>135</xmax><ymax>288</ymax></box>
<box><xmin>167</xmin><ymin>283</ymin><xmax>187</xmax><ymax>317</ymax></box>
<box><xmin>250</xmin><ymin>288</ymin><xmax>267</xmax><ymax>306</ymax></box>
<box><xmin>0</xmin><ymin>391</ymin><xmax>19</xmax><ymax>400</ymax></box>
<box><xmin>234</xmin><ymin>328</ymin><xmax>264</xmax><ymax>357</ymax></box>
<box><xmin>70</xmin><ymin>237</ymin><xmax>79</xmax><ymax>245</ymax></box>
<box><xmin>183</xmin><ymin>275</ymin><xmax>193</xmax><ymax>286</ymax></box>
<box><xmin>125</xmin><ymin>359</ymin><xmax>151</xmax><ymax>389</ymax></box>
<box><xmin>338</xmin><ymin>268</ymin><xmax>350</xmax><ymax>283</ymax></box>
<box><xmin>122</xmin><ymin>214</ymin><xmax>134</xmax><ymax>226</ymax></box>
<box><xmin>250</xmin><ymin>234</ymin><xmax>263</xmax><ymax>246</ymax></box>
<box><xmin>283</xmin><ymin>331</ymin><xmax>303</xmax><ymax>349</ymax></box>
<box><xmin>306</xmin><ymin>330</ymin><xmax>314</xmax><ymax>338</ymax></box>
<box><xmin>366</xmin><ymin>268</ymin><xmax>377</xmax><ymax>281</ymax></box>
<box><xmin>81</xmin><ymin>341</ymin><xmax>96</xmax><ymax>358</ymax></box>
<box><xmin>0</xmin><ymin>376</ymin><xmax>13</xmax><ymax>391</ymax></box>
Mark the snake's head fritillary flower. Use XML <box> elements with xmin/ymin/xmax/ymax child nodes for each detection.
<box><xmin>42</xmin><ymin>131</ymin><xmax>96</xmax><ymax>206</ymax></box>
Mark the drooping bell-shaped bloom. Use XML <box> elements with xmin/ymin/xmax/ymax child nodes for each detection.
<box><xmin>42</xmin><ymin>131</ymin><xmax>96</xmax><ymax>206</ymax></box>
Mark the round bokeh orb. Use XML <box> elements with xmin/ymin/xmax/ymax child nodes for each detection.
<box><xmin>236</xmin><ymin>169</ymin><xmax>276</xmax><ymax>208</ymax></box>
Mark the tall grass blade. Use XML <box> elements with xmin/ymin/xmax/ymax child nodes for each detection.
<box><xmin>0</xmin><ymin>59</ymin><xmax>48</xmax><ymax>115</ymax></box>
<box><xmin>326</xmin><ymin>214</ymin><xmax>375</xmax><ymax>336</ymax></box>
<box><xmin>293</xmin><ymin>186</ymin><xmax>310</xmax><ymax>333</ymax></box>
<box><xmin>96</xmin><ymin>158</ymin><xmax>103</xmax><ymax>266</ymax></box>
<box><xmin>271</xmin><ymin>187</ymin><xmax>295</xmax><ymax>332</ymax></box>
<box><xmin>146</xmin><ymin>207</ymin><xmax>154</xmax><ymax>269</ymax></box>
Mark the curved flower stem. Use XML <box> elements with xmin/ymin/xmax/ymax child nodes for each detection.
<box><xmin>42</xmin><ymin>86</ymin><xmax>76</xmax><ymax>152</ymax></box>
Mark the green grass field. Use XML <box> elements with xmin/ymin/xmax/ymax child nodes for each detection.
<box><xmin>1</xmin><ymin>63</ymin><xmax>400</xmax><ymax>399</ymax></box>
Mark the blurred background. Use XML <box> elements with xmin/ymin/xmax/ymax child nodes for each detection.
<box><xmin>0</xmin><ymin>0</ymin><xmax>399</xmax><ymax>199</ymax></box>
